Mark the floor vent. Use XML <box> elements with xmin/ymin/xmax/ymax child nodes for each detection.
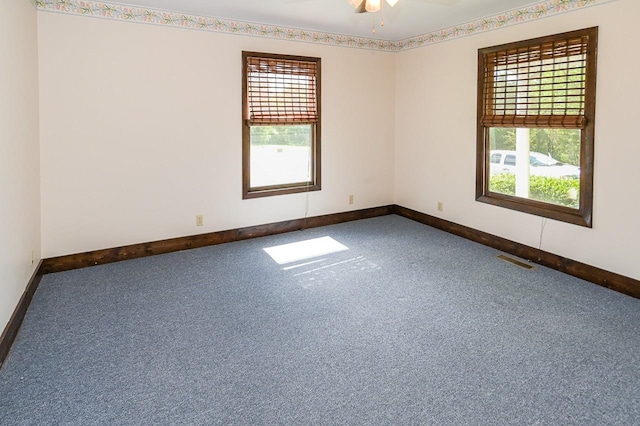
<box><xmin>496</xmin><ymin>254</ymin><xmax>534</xmax><ymax>270</ymax></box>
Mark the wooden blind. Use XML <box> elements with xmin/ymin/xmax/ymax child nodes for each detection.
<box><xmin>480</xmin><ymin>33</ymin><xmax>592</xmax><ymax>128</ymax></box>
<box><xmin>246</xmin><ymin>56</ymin><xmax>318</xmax><ymax>125</ymax></box>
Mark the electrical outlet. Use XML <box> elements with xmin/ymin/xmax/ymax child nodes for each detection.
<box><xmin>437</xmin><ymin>201</ymin><xmax>444</xmax><ymax>212</ymax></box>
<box><xmin>196</xmin><ymin>214</ymin><xmax>204</xmax><ymax>226</ymax></box>
<box><xmin>349</xmin><ymin>195</ymin><xmax>354</xmax><ymax>205</ymax></box>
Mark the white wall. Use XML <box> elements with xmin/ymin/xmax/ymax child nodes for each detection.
<box><xmin>38</xmin><ymin>13</ymin><xmax>396</xmax><ymax>257</ymax></box>
<box><xmin>395</xmin><ymin>0</ymin><xmax>640</xmax><ymax>280</ymax></box>
<box><xmin>36</xmin><ymin>0</ymin><xmax>640</xmax><ymax>282</ymax></box>
<box><xmin>0</xmin><ymin>0</ymin><xmax>41</xmax><ymax>332</ymax></box>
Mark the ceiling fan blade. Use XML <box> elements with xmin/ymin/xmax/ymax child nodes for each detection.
<box><xmin>346</xmin><ymin>0</ymin><xmax>364</xmax><ymax>7</ymax></box>
<box><xmin>345</xmin><ymin>0</ymin><xmax>367</xmax><ymax>13</ymax></box>
<box><xmin>417</xmin><ymin>0</ymin><xmax>459</xmax><ymax>4</ymax></box>
<box><xmin>347</xmin><ymin>0</ymin><xmax>453</xmax><ymax>15</ymax></box>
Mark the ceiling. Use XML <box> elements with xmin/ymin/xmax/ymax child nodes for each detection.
<box><xmin>107</xmin><ymin>0</ymin><xmax>540</xmax><ymax>41</ymax></box>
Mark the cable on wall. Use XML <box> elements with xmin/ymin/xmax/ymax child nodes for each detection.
<box><xmin>538</xmin><ymin>217</ymin><xmax>547</xmax><ymax>250</ymax></box>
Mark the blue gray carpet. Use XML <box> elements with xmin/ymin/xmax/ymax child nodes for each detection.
<box><xmin>1</xmin><ymin>215</ymin><xmax>638</xmax><ymax>425</ymax></box>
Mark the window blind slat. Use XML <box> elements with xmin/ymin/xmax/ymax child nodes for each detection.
<box><xmin>482</xmin><ymin>34</ymin><xmax>590</xmax><ymax>129</ymax></box>
<box><xmin>480</xmin><ymin>115</ymin><xmax>585</xmax><ymax>128</ymax></box>
<box><xmin>246</xmin><ymin>56</ymin><xmax>318</xmax><ymax>125</ymax></box>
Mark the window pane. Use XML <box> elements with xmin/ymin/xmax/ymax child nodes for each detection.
<box><xmin>488</xmin><ymin>128</ymin><xmax>581</xmax><ymax>209</ymax></box>
<box><xmin>250</xmin><ymin>125</ymin><xmax>312</xmax><ymax>188</ymax></box>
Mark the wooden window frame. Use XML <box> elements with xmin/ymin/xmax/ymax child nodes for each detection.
<box><xmin>476</xmin><ymin>27</ymin><xmax>598</xmax><ymax>227</ymax></box>
<box><xmin>242</xmin><ymin>51</ymin><xmax>321</xmax><ymax>199</ymax></box>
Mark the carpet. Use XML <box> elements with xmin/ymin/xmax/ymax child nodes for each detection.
<box><xmin>1</xmin><ymin>215</ymin><xmax>638</xmax><ymax>425</ymax></box>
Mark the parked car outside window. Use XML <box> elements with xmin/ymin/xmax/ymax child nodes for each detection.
<box><xmin>489</xmin><ymin>150</ymin><xmax>580</xmax><ymax>179</ymax></box>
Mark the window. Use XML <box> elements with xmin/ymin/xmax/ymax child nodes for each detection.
<box><xmin>242</xmin><ymin>51</ymin><xmax>321</xmax><ymax>199</ymax></box>
<box><xmin>476</xmin><ymin>27</ymin><xmax>597</xmax><ymax>227</ymax></box>
<box><xmin>504</xmin><ymin>155</ymin><xmax>516</xmax><ymax>167</ymax></box>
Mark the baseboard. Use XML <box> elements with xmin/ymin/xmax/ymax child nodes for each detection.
<box><xmin>39</xmin><ymin>203</ymin><xmax>639</xmax><ymax>300</ymax></box>
<box><xmin>0</xmin><ymin>260</ymin><xmax>44</xmax><ymax>367</ymax></box>
<box><xmin>41</xmin><ymin>205</ymin><xmax>395</xmax><ymax>274</ymax></box>
<box><xmin>393</xmin><ymin>205</ymin><xmax>640</xmax><ymax>299</ymax></box>
<box><xmin>4</xmin><ymin>204</ymin><xmax>637</xmax><ymax>366</ymax></box>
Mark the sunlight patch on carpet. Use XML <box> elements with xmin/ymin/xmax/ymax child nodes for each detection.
<box><xmin>263</xmin><ymin>236</ymin><xmax>349</xmax><ymax>265</ymax></box>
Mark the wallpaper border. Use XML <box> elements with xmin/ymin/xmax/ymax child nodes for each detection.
<box><xmin>35</xmin><ymin>0</ymin><xmax>618</xmax><ymax>51</ymax></box>
<box><xmin>396</xmin><ymin>0</ymin><xmax>617</xmax><ymax>50</ymax></box>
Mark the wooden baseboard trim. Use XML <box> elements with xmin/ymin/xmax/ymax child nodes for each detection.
<box><xmin>41</xmin><ymin>205</ymin><xmax>395</xmax><ymax>274</ymax></box>
<box><xmin>393</xmin><ymin>205</ymin><xmax>640</xmax><ymax>299</ymax></box>
<box><xmin>3</xmin><ymin>204</ymin><xmax>636</xmax><ymax>365</ymax></box>
<box><xmin>0</xmin><ymin>260</ymin><xmax>44</xmax><ymax>367</ymax></box>
<box><xmin>38</xmin><ymin>203</ymin><xmax>638</xmax><ymax>299</ymax></box>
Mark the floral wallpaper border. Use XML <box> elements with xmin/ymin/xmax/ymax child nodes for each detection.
<box><xmin>35</xmin><ymin>0</ymin><xmax>617</xmax><ymax>52</ymax></box>
<box><xmin>396</xmin><ymin>0</ymin><xmax>616</xmax><ymax>50</ymax></box>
